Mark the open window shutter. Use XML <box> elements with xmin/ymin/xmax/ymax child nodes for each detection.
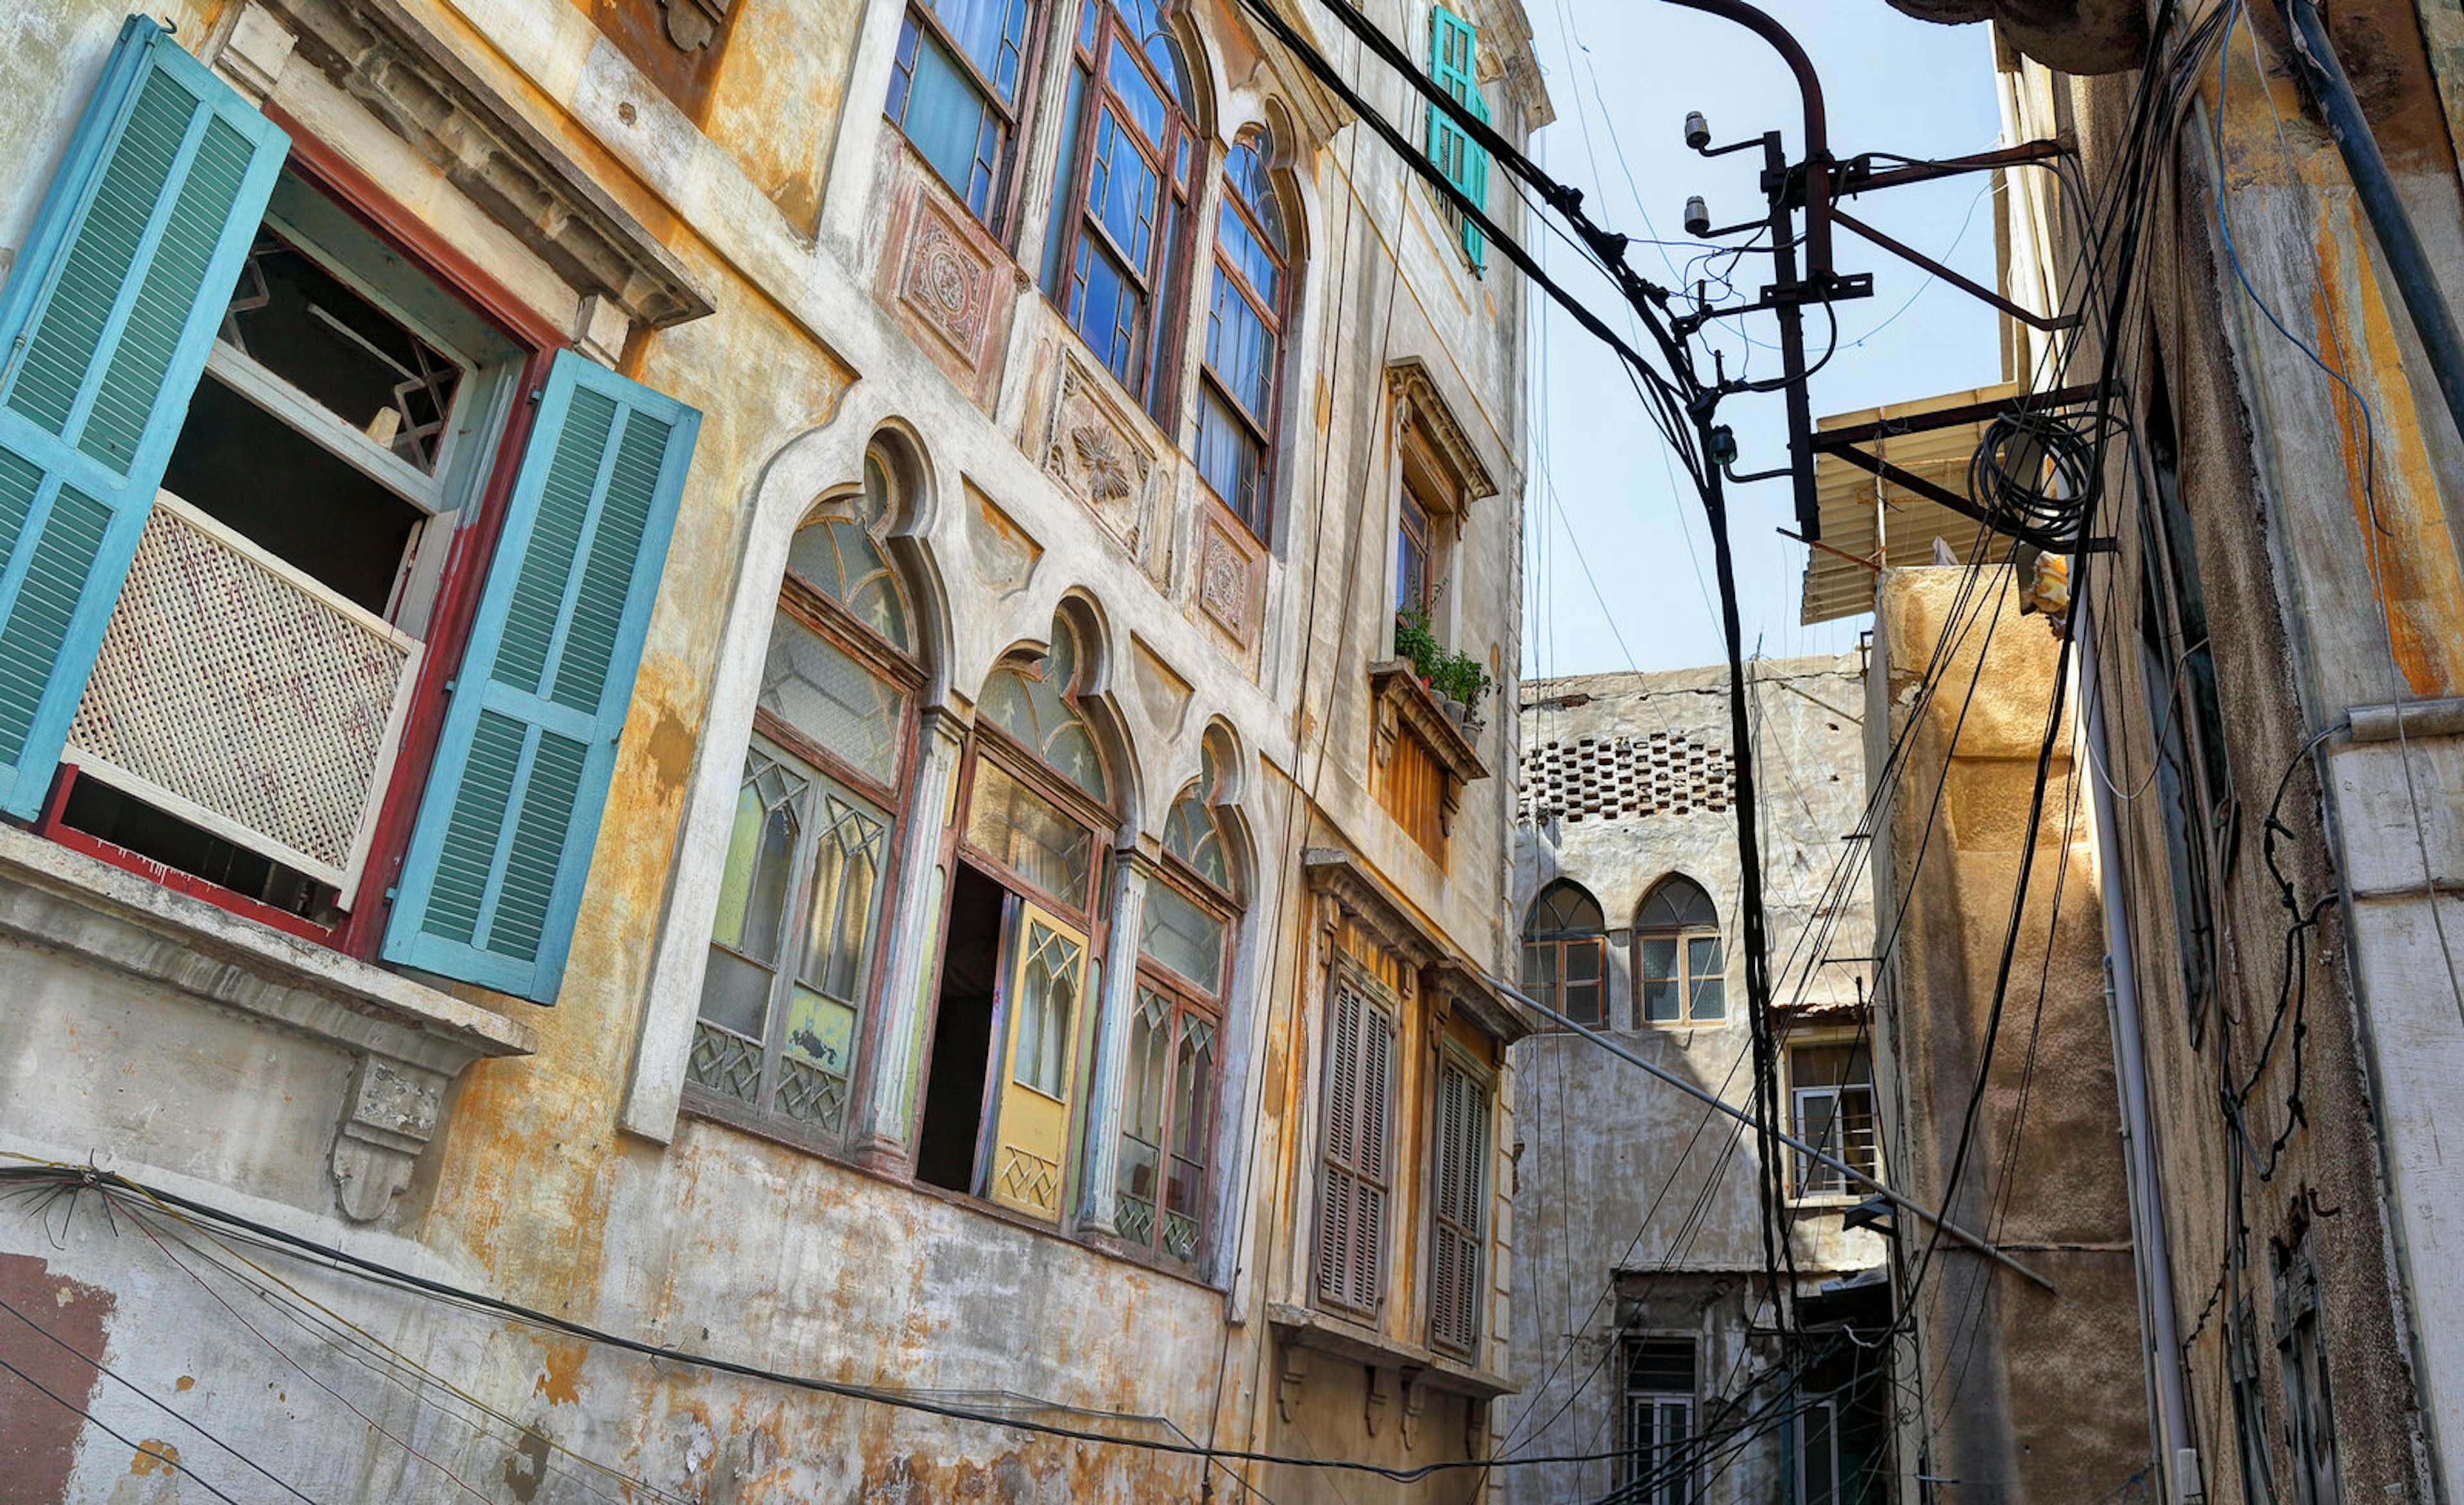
<box><xmin>986</xmin><ymin>902</ymin><xmax>1089</xmax><ymax>1223</ymax></box>
<box><xmin>1426</xmin><ymin>4</ymin><xmax>1487</xmax><ymax>271</ymax></box>
<box><xmin>0</xmin><ymin>19</ymin><xmax>288</xmax><ymax>816</ymax></box>
<box><xmin>382</xmin><ymin>350</ymin><xmax>699</xmax><ymax>1002</ymax></box>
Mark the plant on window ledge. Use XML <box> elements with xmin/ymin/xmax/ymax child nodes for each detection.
<box><xmin>1393</xmin><ymin>607</ymin><xmax>1493</xmax><ymax>730</ymax></box>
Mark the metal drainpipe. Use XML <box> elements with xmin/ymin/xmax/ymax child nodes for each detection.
<box><xmin>2279</xmin><ymin>0</ymin><xmax>2464</xmax><ymax>459</ymax></box>
<box><xmin>2078</xmin><ymin>626</ymin><xmax>2196</xmax><ymax>1504</ymax></box>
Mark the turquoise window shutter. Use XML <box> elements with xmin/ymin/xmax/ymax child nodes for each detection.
<box><xmin>382</xmin><ymin>350</ymin><xmax>701</xmax><ymax>1004</ymax></box>
<box><xmin>1425</xmin><ymin>4</ymin><xmax>1488</xmax><ymax>271</ymax></box>
<box><xmin>0</xmin><ymin>17</ymin><xmax>289</xmax><ymax>816</ymax></box>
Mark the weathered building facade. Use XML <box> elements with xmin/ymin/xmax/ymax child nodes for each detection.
<box><xmin>1840</xmin><ymin>2</ymin><xmax>2464</xmax><ymax>1502</ymax></box>
<box><xmin>1502</xmin><ymin>657</ymin><xmax>1892</xmax><ymax>1505</ymax></box>
<box><xmin>0</xmin><ymin>0</ymin><xmax>1550</xmax><ymax>1499</ymax></box>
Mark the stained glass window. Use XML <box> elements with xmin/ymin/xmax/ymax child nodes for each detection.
<box><xmin>979</xmin><ymin>615</ymin><xmax>1110</xmax><ymax>800</ymax></box>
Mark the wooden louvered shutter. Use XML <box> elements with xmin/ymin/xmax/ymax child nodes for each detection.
<box><xmin>1426</xmin><ymin>4</ymin><xmax>1488</xmax><ymax>271</ymax></box>
<box><xmin>1315</xmin><ymin>978</ymin><xmax>1363</xmax><ymax>1309</ymax></box>
<box><xmin>1430</xmin><ymin>1058</ymin><xmax>1488</xmax><ymax>1354</ymax></box>
<box><xmin>0</xmin><ymin>19</ymin><xmax>288</xmax><ymax>816</ymax></box>
<box><xmin>1317</xmin><ymin>974</ymin><xmax>1394</xmax><ymax>1316</ymax></box>
<box><xmin>382</xmin><ymin>350</ymin><xmax>699</xmax><ymax>1002</ymax></box>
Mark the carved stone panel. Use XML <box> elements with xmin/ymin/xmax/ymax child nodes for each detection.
<box><xmin>875</xmin><ymin>157</ymin><xmax>1014</xmax><ymax>408</ymax></box>
<box><xmin>968</xmin><ymin>483</ymin><xmax>1043</xmax><ymax>600</ymax></box>
<box><xmin>1039</xmin><ymin>356</ymin><xmax>1165</xmax><ymax>580</ymax></box>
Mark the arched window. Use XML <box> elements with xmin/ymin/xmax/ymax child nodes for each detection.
<box><xmin>1194</xmin><ymin>130</ymin><xmax>1289</xmax><ymax>537</ymax></box>
<box><xmin>691</xmin><ymin>450</ymin><xmax>921</xmax><ymax>1147</ymax></box>
<box><xmin>916</xmin><ymin>610</ymin><xmax>1122</xmax><ymax>1225</ymax></box>
<box><xmin>1038</xmin><ymin>0</ymin><xmax>1201</xmax><ymax>419</ymax></box>
<box><xmin>1121</xmin><ymin>740</ymin><xmax>1237</xmax><ymax>1264</ymax></box>
<box><xmin>1521</xmin><ymin>880</ymin><xmax>1605</xmax><ymax>1026</ymax></box>
<box><xmin>886</xmin><ymin>0</ymin><xmax>1038</xmax><ymax>221</ymax></box>
<box><xmin>1636</xmin><ymin>876</ymin><xmax>1724</xmax><ymax>1025</ymax></box>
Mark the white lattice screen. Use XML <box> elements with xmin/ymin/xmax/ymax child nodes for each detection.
<box><xmin>68</xmin><ymin>494</ymin><xmax>422</xmax><ymax>897</ymax></box>
<box><xmin>1519</xmin><ymin>730</ymin><xmax>1736</xmax><ymax>825</ymax></box>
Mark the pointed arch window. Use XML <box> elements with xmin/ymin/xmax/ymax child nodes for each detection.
<box><xmin>886</xmin><ymin>0</ymin><xmax>1038</xmax><ymax>221</ymax></box>
<box><xmin>690</xmin><ymin>450</ymin><xmax>921</xmax><ymax>1147</ymax></box>
<box><xmin>1121</xmin><ymin>742</ymin><xmax>1237</xmax><ymax>1264</ymax></box>
<box><xmin>1521</xmin><ymin>880</ymin><xmax>1606</xmax><ymax>1026</ymax></box>
<box><xmin>916</xmin><ymin>610</ymin><xmax>1123</xmax><ymax>1225</ymax></box>
<box><xmin>1039</xmin><ymin>0</ymin><xmax>1201</xmax><ymax>420</ymax></box>
<box><xmin>1195</xmin><ymin>131</ymin><xmax>1290</xmax><ymax>537</ymax></box>
<box><xmin>1636</xmin><ymin>876</ymin><xmax>1724</xmax><ymax>1026</ymax></box>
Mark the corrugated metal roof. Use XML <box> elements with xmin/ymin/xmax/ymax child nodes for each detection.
<box><xmin>1799</xmin><ymin>381</ymin><xmax>2024</xmax><ymax>626</ymax></box>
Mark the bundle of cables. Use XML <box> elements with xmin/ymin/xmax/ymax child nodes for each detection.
<box><xmin>1967</xmin><ymin>402</ymin><xmax>2114</xmax><ymax>546</ymax></box>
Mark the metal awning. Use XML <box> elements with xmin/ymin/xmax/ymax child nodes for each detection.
<box><xmin>1798</xmin><ymin>381</ymin><xmax>2025</xmax><ymax>625</ymax></box>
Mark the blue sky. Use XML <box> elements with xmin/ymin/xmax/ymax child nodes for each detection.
<box><xmin>1519</xmin><ymin>1</ymin><xmax>2006</xmax><ymax>676</ymax></box>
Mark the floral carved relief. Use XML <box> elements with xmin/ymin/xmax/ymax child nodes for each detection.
<box><xmin>1199</xmin><ymin>524</ymin><xmax>1253</xmax><ymax>642</ymax></box>
<box><xmin>1040</xmin><ymin>357</ymin><xmax>1161</xmax><ymax>577</ymax></box>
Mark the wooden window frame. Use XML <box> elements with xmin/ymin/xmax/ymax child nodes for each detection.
<box><xmin>1426</xmin><ymin>1045</ymin><xmax>1491</xmax><ymax>1356</ymax></box>
<box><xmin>1313</xmin><ymin>959</ymin><xmax>1398</xmax><ymax>1320</ymax></box>
<box><xmin>886</xmin><ymin>0</ymin><xmax>1050</xmax><ymax>232</ymax></box>
<box><xmin>1197</xmin><ymin>136</ymin><xmax>1289</xmax><ymax>540</ymax></box>
<box><xmin>681</xmin><ymin>549</ymin><xmax>923</xmax><ymax>1155</ymax></box>
<box><xmin>1784</xmin><ymin>1035</ymin><xmax>1879</xmax><ymax>1202</ymax></box>
<box><xmin>36</xmin><ymin>121</ymin><xmax>560</xmax><ymax>960</ymax></box>
<box><xmin>1118</xmin><ymin>939</ymin><xmax>1225</xmax><ymax>1266</ymax></box>
<box><xmin>1048</xmin><ymin>0</ymin><xmax>1199</xmax><ymax>417</ymax></box>
<box><xmin>1620</xmin><ymin>1335</ymin><xmax>1699</xmax><ymax>1505</ymax></box>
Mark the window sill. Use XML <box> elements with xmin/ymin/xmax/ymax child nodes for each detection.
<box><xmin>1368</xmin><ymin>660</ymin><xmax>1491</xmax><ymax>785</ymax></box>
<box><xmin>1266</xmin><ymin>1301</ymin><xmax>1513</xmax><ymax>1399</ymax></box>
<box><xmin>0</xmin><ymin>822</ymin><xmax>535</xmax><ymax>1223</ymax></box>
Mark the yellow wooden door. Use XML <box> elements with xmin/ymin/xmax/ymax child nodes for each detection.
<box><xmin>986</xmin><ymin>900</ymin><xmax>1089</xmax><ymax>1221</ymax></box>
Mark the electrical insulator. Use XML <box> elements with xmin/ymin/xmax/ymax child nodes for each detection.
<box><xmin>1684</xmin><ymin>195</ymin><xmax>1711</xmax><ymax>238</ymax></box>
<box><xmin>1684</xmin><ymin>110</ymin><xmax>1711</xmax><ymax>151</ymax></box>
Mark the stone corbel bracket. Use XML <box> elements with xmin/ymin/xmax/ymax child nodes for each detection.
<box><xmin>242</xmin><ymin>0</ymin><xmax>717</xmax><ymax>334</ymax></box>
<box><xmin>0</xmin><ymin>827</ymin><xmax>535</xmax><ymax>1226</ymax></box>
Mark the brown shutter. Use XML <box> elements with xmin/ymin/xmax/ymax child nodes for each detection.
<box><xmin>1430</xmin><ymin>1058</ymin><xmax>1488</xmax><ymax>1354</ymax></box>
<box><xmin>1317</xmin><ymin>974</ymin><xmax>1394</xmax><ymax>1316</ymax></box>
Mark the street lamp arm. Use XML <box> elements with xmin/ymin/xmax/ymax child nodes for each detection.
<box><xmin>1662</xmin><ymin>0</ymin><xmax>1837</xmax><ymax>282</ymax></box>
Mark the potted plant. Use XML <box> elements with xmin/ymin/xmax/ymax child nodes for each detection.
<box><xmin>1392</xmin><ymin>606</ymin><xmax>1493</xmax><ymax>735</ymax></box>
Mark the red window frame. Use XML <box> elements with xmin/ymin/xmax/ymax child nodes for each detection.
<box><xmin>34</xmin><ymin>117</ymin><xmax>561</xmax><ymax>959</ymax></box>
<box><xmin>1197</xmin><ymin>135</ymin><xmax>1289</xmax><ymax>539</ymax></box>
<box><xmin>1050</xmin><ymin>0</ymin><xmax>1198</xmax><ymax>419</ymax></box>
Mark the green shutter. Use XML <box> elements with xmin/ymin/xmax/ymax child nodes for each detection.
<box><xmin>382</xmin><ymin>350</ymin><xmax>699</xmax><ymax>1004</ymax></box>
<box><xmin>1426</xmin><ymin>4</ymin><xmax>1488</xmax><ymax>272</ymax></box>
<box><xmin>0</xmin><ymin>18</ymin><xmax>289</xmax><ymax>816</ymax></box>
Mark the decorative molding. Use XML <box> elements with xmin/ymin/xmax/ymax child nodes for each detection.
<box><xmin>1195</xmin><ymin>513</ymin><xmax>1260</xmax><ymax>646</ymax></box>
<box><xmin>1039</xmin><ymin>356</ymin><xmax>1163</xmax><ymax>580</ymax></box>
<box><xmin>1387</xmin><ymin>359</ymin><xmax>1498</xmax><ymax>513</ymax></box>
<box><xmin>1423</xmin><ymin>956</ymin><xmax>1540</xmax><ymax>1045</ymax></box>
<box><xmin>1365</xmin><ymin>1363</ymin><xmax>1392</xmax><ymax>1436</ymax></box>
<box><xmin>252</xmin><ymin>0</ymin><xmax>715</xmax><ymax>330</ymax></box>
<box><xmin>1265</xmin><ymin>1303</ymin><xmax>1514</xmax><ymax>1401</ymax></box>
<box><xmin>1302</xmin><ymin>847</ymin><xmax>1439</xmax><ymax>972</ymax></box>
<box><xmin>1401</xmin><ymin>1372</ymin><xmax>1427</xmax><ymax>1449</ymax></box>
<box><xmin>1278</xmin><ymin>1343</ymin><xmax>1309</xmax><ymax>1423</ymax></box>
<box><xmin>1367</xmin><ymin>659</ymin><xmax>1491</xmax><ymax>842</ymax></box>
<box><xmin>898</xmin><ymin>200</ymin><xmax>996</xmax><ymax>365</ymax></box>
<box><xmin>0</xmin><ymin>825</ymin><xmax>531</xmax><ymax>1226</ymax></box>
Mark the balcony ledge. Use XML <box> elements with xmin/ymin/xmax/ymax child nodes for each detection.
<box><xmin>0</xmin><ymin>823</ymin><xmax>533</xmax><ymax>1223</ymax></box>
<box><xmin>1367</xmin><ymin>660</ymin><xmax>1491</xmax><ymax>786</ymax></box>
<box><xmin>1267</xmin><ymin>1301</ymin><xmax>1515</xmax><ymax>1401</ymax></box>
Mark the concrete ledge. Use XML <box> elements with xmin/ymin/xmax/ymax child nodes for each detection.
<box><xmin>1265</xmin><ymin>1301</ymin><xmax>1515</xmax><ymax>1400</ymax></box>
<box><xmin>0</xmin><ymin>824</ymin><xmax>534</xmax><ymax>1223</ymax></box>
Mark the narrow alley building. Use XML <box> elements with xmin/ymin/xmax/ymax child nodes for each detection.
<box><xmin>0</xmin><ymin>0</ymin><xmax>1551</xmax><ymax>1499</ymax></box>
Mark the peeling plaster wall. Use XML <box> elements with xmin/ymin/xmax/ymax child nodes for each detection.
<box><xmin>1865</xmin><ymin>569</ymin><xmax>2147</xmax><ymax>1505</ymax></box>
<box><xmin>0</xmin><ymin>0</ymin><xmax>1548</xmax><ymax>1499</ymax></box>
<box><xmin>1497</xmin><ymin>656</ymin><xmax>1885</xmax><ymax>1505</ymax></box>
<box><xmin>1984</xmin><ymin>9</ymin><xmax>2463</xmax><ymax>1499</ymax></box>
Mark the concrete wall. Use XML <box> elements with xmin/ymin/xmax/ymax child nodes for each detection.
<box><xmin>1500</xmin><ymin>655</ymin><xmax>1887</xmax><ymax>1505</ymax></box>
<box><xmin>0</xmin><ymin>0</ymin><xmax>1551</xmax><ymax>1499</ymax></box>
<box><xmin>1978</xmin><ymin>12</ymin><xmax>2461</xmax><ymax>1501</ymax></box>
<box><xmin>1864</xmin><ymin>568</ymin><xmax>2148</xmax><ymax>1505</ymax></box>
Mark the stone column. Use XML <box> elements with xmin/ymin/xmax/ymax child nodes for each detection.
<box><xmin>850</xmin><ymin>705</ymin><xmax>969</xmax><ymax>1173</ymax></box>
<box><xmin>1076</xmin><ymin>847</ymin><xmax>1156</xmax><ymax>1235</ymax></box>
